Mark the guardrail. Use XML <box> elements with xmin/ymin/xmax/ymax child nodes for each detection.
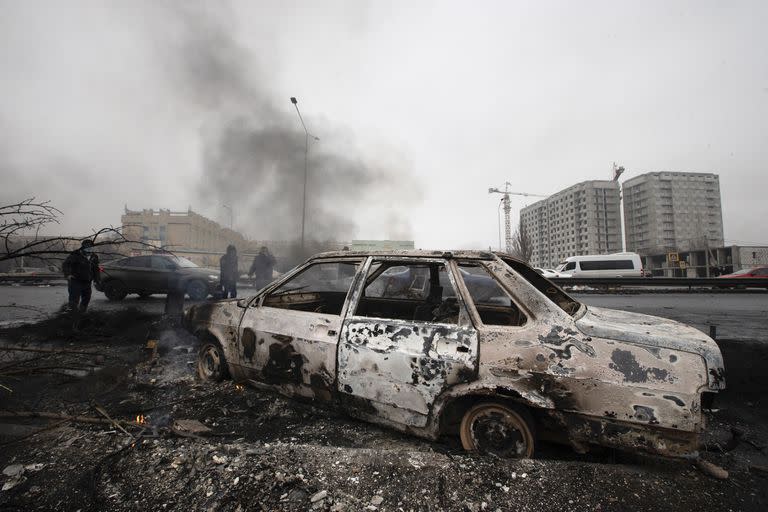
<box><xmin>550</xmin><ymin>277</ymin><xmax>768</xmax><ymax>288</ymax></box>
<box><xmin>0</xmin><ymin>273</ymin><xmax>64</xmax><ymax>284</ymax></box>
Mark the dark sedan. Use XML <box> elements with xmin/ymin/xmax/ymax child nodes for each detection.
<box><xmin>95</xmin><ymin>254</ymin><xmax>220</xmax><ymax>301</ymax></box>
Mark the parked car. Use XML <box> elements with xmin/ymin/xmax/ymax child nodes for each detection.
<box><xmin>185</xmin><ymin>250</ymin><xmax>724</xmax><ymax>459</ymax></box>
<box><xmin>718</xmin><ymin>266</ymin><xmax>768</xmax><ymax>279</ymax></box>
<box><xmin>534</xmin><ymin>267</ymin><xmax>571</xmax><ymax>278</ymax></box>
<box><xmin>95</xmin><ymin>254</ymin><xmax>220</xmax><ymax>301</ymax></box>
<box><xmin>556</xmin><ymin>252</ymin><xmax>645</xmax><ymax>277</ymax></box>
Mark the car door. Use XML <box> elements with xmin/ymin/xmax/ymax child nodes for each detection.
<box><xmin>337</xmin><ymin>258</ymin><xmax>479</xmax><ymax>428</ymax></box>
<box><xmin>150</xmin><ymin>256</ymin><xmax>177</xmax><ymax>292</ymax></box>
<box><xmin>114</xmin><ymin>255</ymin><xmax>155</xmax><ymax>292</ymax></box>
<box><xmin>236</xmin><ymin>258</ymin><xmax>364</xmax><ymax>401</ymax></box>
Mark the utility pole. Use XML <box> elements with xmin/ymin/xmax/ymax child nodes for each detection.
<box><xmin>290</xmin><ymin>97</ymin><xmax>319</xmax><ymax>251</ymax></box>
<box><xmin>488</xmin><ymin>182</ymin><xmax>547</xmax><ymax>253</ymax></box>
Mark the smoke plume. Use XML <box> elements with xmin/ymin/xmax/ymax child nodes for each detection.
<box><xmin>145</xmin><ymin>3</ymin><xmax>420</xmax><ymax>249</ymax></box>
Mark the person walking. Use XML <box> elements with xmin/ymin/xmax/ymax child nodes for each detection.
<box><xmin>248</xmin><ymin>246</ymin><xmax>276</xmax><ymax>290</ymax></box>
<box><xmin>219</xmin><ymin>245</ymin><xmax>239</xmax><ymax>299</ymax></box>
<box><xmin>62</xmin><ymin>239</ymin><xmax>100</xmax><ymax>312</ymax></box>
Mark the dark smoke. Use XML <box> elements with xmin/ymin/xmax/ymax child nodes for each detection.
<box><xmin>145</xmin><ymin>3</ymin><xmax>420</xmax><ymax>257</ymax></box>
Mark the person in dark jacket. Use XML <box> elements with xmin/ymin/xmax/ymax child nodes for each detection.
<box><xmin>62</xmin><ymin>239</ymin><xmax>100</xmax><ymax>312</ymax></box>
<box><xmin>219</xmin><ymin>245</ymin><xmax>239</xmax><ymax>298</ymax></box>
<box><xmin>248</xmin><ymin>246</ymin><xmax>276</xmax><ymax>289</ymax></box>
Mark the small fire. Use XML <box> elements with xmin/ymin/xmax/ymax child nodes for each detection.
<box><xmin>234</xmin><ymin>384</ymin><xmax>244</xmax><ymax>392</ymax></box>
<box><xmin>135</xmin><ymin>414</ymin><xmax>146</xmax><ymax>425</ymax></box>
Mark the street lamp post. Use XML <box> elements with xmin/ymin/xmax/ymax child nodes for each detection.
<box><xmin>222</xmin><ymin>204</ymin><xmax>233</xmax><ymax>229</ymax></box>
<box><xmin>290</xmin><ymin>97</ymin><xmax>319</xmax><ymax>251</ymax></box>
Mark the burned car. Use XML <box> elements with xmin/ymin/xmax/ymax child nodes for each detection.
<box><xmin>184</xmin><ymin>250</ymin><xmax>725</xmax><ymax>458</ymax></box>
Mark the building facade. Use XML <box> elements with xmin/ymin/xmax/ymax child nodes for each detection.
<box><xmin>521</xmin><ymin>180</ymin><xmax>622</xmax><ymax>268</ymax></box>
<box><xmin>121</xmin><ymin>208</ymin><xmax>249</xmax><ymax>254</ymax></box>
<box><xmin>623</xmin><ymin>172</ymin><xmax>723</xmax><ymax>255</ymax></box>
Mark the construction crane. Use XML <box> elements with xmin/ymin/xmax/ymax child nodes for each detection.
<box><xmin>488</xmin><ymin>182</ymin><xmax>548</xmax><ymax>253</ymax></box>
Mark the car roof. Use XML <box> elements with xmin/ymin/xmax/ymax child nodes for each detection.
<box><xmin>311</xmin><ymin>249</ymin><xmax>523</xmax><ymax>262</ymax></box>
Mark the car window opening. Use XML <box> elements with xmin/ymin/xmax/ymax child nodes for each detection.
<box><xmin>457</xmin><ymin>262</ymin><xmax>526</xmax><ymax>327</ymax></box>
<box><xmin>355</xmin><ymin>262</ymin><xmax>459</xmax><ymax>324</ymax></box>
<box><xmin>500</xmin><ymin>257</ymin><xmax>581</xmax><ymax>316</ymax></box>
<box><xmin>263</xmin><ymin>260</ymin><xmax>362</xmax><ymax>315</ymax></box>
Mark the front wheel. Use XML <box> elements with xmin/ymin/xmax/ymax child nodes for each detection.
<box><xmin>186</xmin><ymin>280</ymin><xmax>209</xmax><ymax>301</ymax></box>
<box><xmin>459</xmin><ymin>402</ymin><xmax>536</xmax><ymax>458</ymax></box>
<box><xmin>197</xmin><ymin>340</ymin><xmax>229</xmax><ymax>382</ymax></box>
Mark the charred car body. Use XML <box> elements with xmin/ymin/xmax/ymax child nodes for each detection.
<box><xmin>184</xmin><ymin>250</ymin><xmax>725</xmax><ymax>458</ymax></box>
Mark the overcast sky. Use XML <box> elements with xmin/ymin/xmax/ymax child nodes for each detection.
<box><xmin>1</xmin><ymin>0</ymin><xmax>766</xmax><ymax>250</ymax></box>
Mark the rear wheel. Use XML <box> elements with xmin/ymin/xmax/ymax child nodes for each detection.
<box><xmin>197</xmin><ymin>340</ymin><xmax>229</xmax><ymax>382</ymax></box>
<box><xmin>103</xmin><ymin>280</ymin><xmax>127</xmax><ymax>301</ymax></box>
<box><xmin>186</xmin><ymin>280</ymin><xmax>209</xmax><ymax>301</ymax></box>
<box><xmin>459</xmin><ymin>402</ymin><xmax>535</xmax><ymax>458</ymax></box>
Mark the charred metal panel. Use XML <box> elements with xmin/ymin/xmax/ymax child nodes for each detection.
<box><xmin>575</xmin><ymin>306</ymin><xmax>725</xmax><ymax>390</ymax></box>
<box><xmin>236</xmin><ymin>306</ymin><xmax>340</xmax><ymax>401</ymax></box>
<box><xmin>186</xmin><ymin>301</ymin><xmax>244</xmax><ymax>377</ymax></box>
<box><xmin>338</xmin><ymin>318</ymin><xmax>478</xmax><ymax>427</ymax></box>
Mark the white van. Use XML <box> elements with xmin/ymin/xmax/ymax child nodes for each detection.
<box><xmin>555</xmin><ymin>252</ymin><xmax>644</xmax><ymax>277</ymax></box>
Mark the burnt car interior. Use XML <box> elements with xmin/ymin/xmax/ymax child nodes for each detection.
<box><xmin>355</xmin><ymin>262</ymin><xmax>460</xmax><ymax>323</ymax></box>
<box><xmin>263</xmin><ymin>260</ymin><xmax>361</xmax><ymax>315</ymax></box>
<box><xmin>500</xmin><ymin>256</ymin><xmax>581</xmax><ymax>315</ymax></box>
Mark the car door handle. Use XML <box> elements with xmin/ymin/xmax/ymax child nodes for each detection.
<box><xmin>328</xmin><ymin>330</ymin><xmax>337</xmax><ymax>336</ymax></box>
<box><xmin>456</xmin><ymin>346</ymin><xmax>469</xmax><ymax>353</ymax></box>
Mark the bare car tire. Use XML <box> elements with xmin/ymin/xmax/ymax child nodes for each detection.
<box><xmin>197</xmin><ymin>340</ymin><xmax>229</xmax><ymax>382</ymax></box>
<box><xmin>103</xmin><ymin>280</ymin><xmax>127</xmax><ymax>301</ymax></box>
<box><xmin>186</xmin><ymin>280</ymin><xmax>209</xmax><ymax>301</ymax></box>
<box><xmin>459</xmin><ymin>402</ymin><xmax>535</xmax><ymax>458</ymax></box>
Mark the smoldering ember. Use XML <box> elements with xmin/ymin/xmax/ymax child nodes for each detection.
<box><xmin>2</xmin><ymin>2</ymin><xmax>768</xmax><ymax>512</ymax></box>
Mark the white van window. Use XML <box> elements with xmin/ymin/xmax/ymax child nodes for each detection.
<box><xmin>564</xmin><ymin>262</ymin><xmax>576</xmax><ymax>271</ymax></box>
<box><xmin>580</xmin><ymin>260</ymin><xmax>634</xmax><ymax>271</ymax></box>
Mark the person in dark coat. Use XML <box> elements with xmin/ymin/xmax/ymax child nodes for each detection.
<box><xmin>248</xmin><ymin>246</ymin><xmax>276</xmax><ymax>290</ymax></box>
<box><xmin>219</xmin><ymin>245</ymin><xmax>239</xmax><ymax>299</ymax></box>
<box><xmin>62</xmin><ymin>239</ymin><xmax>100</xmax><ymax>312</ymax></box>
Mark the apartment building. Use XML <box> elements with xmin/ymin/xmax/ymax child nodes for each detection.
<box><xmin>520</xmin><ymin>180</ymin><xmax>622</xmax><ymax>268</ymax></box>
<box><xmin>623</xmin><ymin>172</ymin><xmax>723</xmax><ymax>255</ymax></box>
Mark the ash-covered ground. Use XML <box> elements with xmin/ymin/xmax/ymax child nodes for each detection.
<box><xmin>1</xmin><ymin>308</ymin><xmax>767</xmax><ymax>511</ymax></box>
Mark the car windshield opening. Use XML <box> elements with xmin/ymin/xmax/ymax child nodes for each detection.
<box><xmin>457</xmin><ymin>262</ymin><xmax>526</xmax><ymax>326</ymax></box>
<box><xmin>499</xmin><ymin>256</ymin><xmax>581</xmax><ymax>316</ymax></box>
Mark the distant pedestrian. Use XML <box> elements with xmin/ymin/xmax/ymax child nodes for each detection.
<box><xmin>249</xmin><ymin>246</ymin><xmax>276</xmax><ymax>289</ymax></box>
<box><xmin>219</xmin><ymin>245</ymin><xmax>239</xmax><ymax>299</ymax></box>
<box><xmin>62</xmin><ymin>239</ymin><xmax>100</xmax><ymax>312</ymax></box>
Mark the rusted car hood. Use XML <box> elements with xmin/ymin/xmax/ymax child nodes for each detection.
<box><xmin>575</xmin><ymin>306</ymin><xmax>725</xmax><ymax>390</ymax></box>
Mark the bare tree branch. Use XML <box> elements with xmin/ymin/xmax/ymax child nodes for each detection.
<box><xmin>1</xmin><ymin>198</ymin><xmax>173</xmax><ymax>266</ymax></box>
<box><xmin>511</xmin><ymin>219</ymin><xmax>533</xmax><ymax>263</ymax></box>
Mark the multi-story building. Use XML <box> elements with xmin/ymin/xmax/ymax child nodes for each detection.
<box><xmin>521</xmin><ymin>180</ymin><xmax>622</xmax><ymax>268</ymax></box>
<box><xmin>121</xmin><ymin>207</ymin><xmax>249</xmax><ymax>254</ymax></box>
<box><xmin>623</xmin><ymin>172</ymin><xmax>723</xmax><ymax>255</ymax></box>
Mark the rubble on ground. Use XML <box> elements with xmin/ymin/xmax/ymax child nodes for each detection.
<box><xmin>1</xmin><ymin>310</ymin><xmax>767</xmax><ymax>511</ymax></box>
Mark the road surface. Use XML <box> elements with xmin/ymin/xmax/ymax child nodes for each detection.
<box><xmin>1</xmin><ymin>284</ymin><xmax>766</xmax><ymax>340</ymax></box>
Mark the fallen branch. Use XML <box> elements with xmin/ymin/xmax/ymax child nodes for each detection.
<box><xmin>93</xmin><ymin>403</ymin><xmax>134</xmax><ymax>439</ymax></box>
